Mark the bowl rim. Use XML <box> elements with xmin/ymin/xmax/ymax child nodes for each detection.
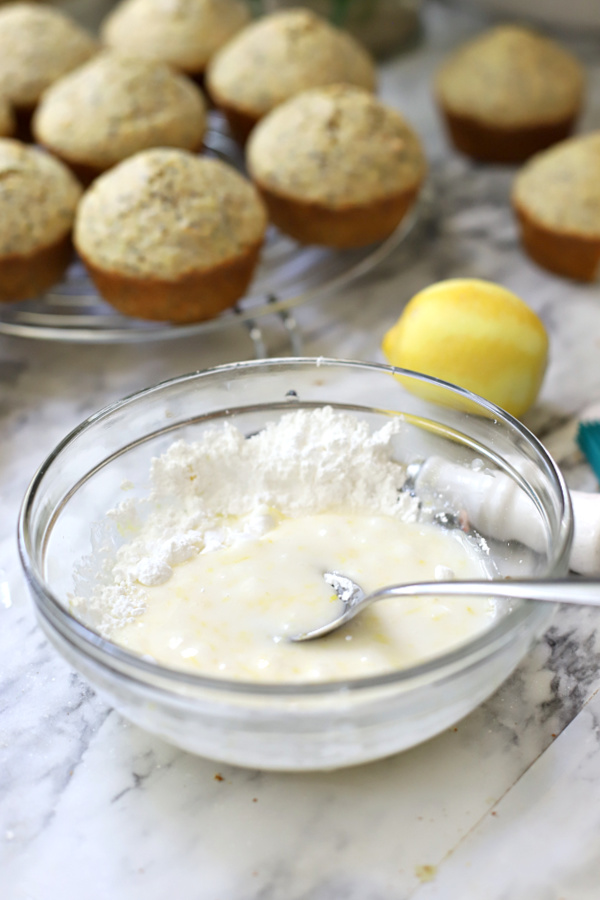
<box><xmin>18</xmin><ymin>356</ymin><xmax>574</xmax><ymax>698</ymax></box>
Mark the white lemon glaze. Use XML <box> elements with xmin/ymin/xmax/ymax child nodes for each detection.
<box><xmin>116</xmin><ymin>512</ymin><xmax>495</xmax><ymax>683</ymax></box>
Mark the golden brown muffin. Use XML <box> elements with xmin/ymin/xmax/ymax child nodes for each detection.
<box><xmin>247</xmin><ymin>85</ymin><xmax>426</xmax><ymax>248</ymax></box>
<box><xmin>102</xmin><ymin>0</ymin><xmax>250</xmax><ymax>78</ymax></box>
<box><xmin>32</xmin><ymin>53</ymin><xmax>207</xmax><ymax>184</ymax></box>
<box><xmin>206</xmin><ymin>8</ymin><xmax>376</xmax><ymax>143</ymax></box>
<box><xmin>512</xmin><ymin>132</ymin><xmax>600</xmax><ymax>282</ymax></box>
<box><xmin>0</xmin><ymin>2</ymin><xmax>97</xmax><ymax>141</ymax></box>
<box><xmin>435</xmin><ymin>25</ymin><xmax>585</xmax><ymax>163</ymax></box>
<box><xmin>0</xmin><ymin>97</ymin><xmax>15</xmax><ymax>138</ymax></box>
<box><xmin>74</xmin><ymin>149</ymin><xmax>268</xmax><ymax>323</ymax></box>
<box><xmin>0</xmin><ymin>138</ymin><xmax>82</xmax><ymax>301</ymax></box>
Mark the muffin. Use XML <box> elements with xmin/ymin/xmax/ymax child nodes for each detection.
<box><xmin>0</xmin><ymin>138</ymin><xmax>82</xmax><ymax>302</ymax></box>
<box><xmin>74</xmin><ymin>149</ymin><xmax>268</xmax><ymax>323</ymax></box>
<box><xmin>0</xmin><ymin>2</ymin><xmax>97</xmax><ymax>141</ymax></box>
<box><xmin>247</xmin><ymin>85</ymin><xmax>427</xmax><ymax>248</ymax></box>
<box><xmin>206</xmin><ymin>8</ymin><xmax>376</xmax><ymax>143</ymax></box>
<box><xmin>0</xmin><ymin>98</ymin><xmax>15</xmax><ymax>138</ymax></box>
<box><xmin>512</xmin><ymin>132</ymin><xmax>600</xmax><ymax>282</ymax></box>
<box><xmin>435</xmin><ymin>25</ymin><xmax>585</xmax><ymax>163</ymax></box>
<box><xmin>32</xmin><ymin>53</ymin><xmax>207</xmax><ymax>184</ymax></box>
<box><xmin>102</xmin><ymin>0</ymin><xmax>250</xmax><ymax>79</ymax></box>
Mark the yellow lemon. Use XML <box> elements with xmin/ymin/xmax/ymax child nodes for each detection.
<box><xmin>382</xmin><ymin>278</ymin><xmax>548</xmax><ymax>418</ymax></box>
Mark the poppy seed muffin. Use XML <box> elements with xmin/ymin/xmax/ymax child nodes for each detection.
<box><xmin>0</xmin><ymin>2</ymin><xmax>97</xmax><ymax>141</ymax></box>
<box><xmin>102</xmin><ymin>0</ymin><xmax>250</xmax><ymax>79</ymax></box>
<box><xmin>435</xmin><ymin>25</ymin><xmax>585</xmax><ymax>163</ymax></box>
<box><xmin>0</xmin><ymin>98</ymin><xmax>15</xmax><ymax>138</ymax></box>
<box><xmin>247</xmin><ymin>85</ymin><xmax>426</xmax><ymax>248</ymax></box>
<box><xmin>0</xmin><ymin>138</ymin><xmax>82</xmax><ymax>302</ymax></box>
<box><xmin>512</xmin><ymin>132</ymin><xmax>600</xmax><ymax>282</ymax></box>
<box><xmin>33</xmin><ymin>53</ymin><xmax>207</xmax><ymax>184</ymax></box>
<box><xmin>74</xmin><ymin>149</ymin><xmax>268</xmax><ymax>323</ymax></box>
<box><xmin>206</xmin><ymin>8</ymin><xmax>376</xmax><ymax>143</ymax></box>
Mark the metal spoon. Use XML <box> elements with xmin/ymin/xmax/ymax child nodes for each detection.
<box><xmin>290</xmin><ymin>572</ymin><xmax>600</xmax><ymax>642</ymax></box>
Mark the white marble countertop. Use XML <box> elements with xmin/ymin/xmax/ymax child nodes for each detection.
<box><xmin>3</xmin><ymin>4</ymin><xmax>600</xmax><ymax>898</ymax></box>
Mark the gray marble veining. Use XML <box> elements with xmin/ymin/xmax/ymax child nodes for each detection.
<box><xmin>414</xmin><ymin>686</ymin><xmax>600</xmax><ymax>899</ymax></box>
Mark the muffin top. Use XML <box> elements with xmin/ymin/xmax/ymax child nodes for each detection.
<box><xmin>513</xmin><ymin>132</ymin><xmax>600</xmax><ymax>237</ymax></box>
<box><xmin>102</xmin><ymin>0</ymin><xmax>250</xmax><ymax>74</ymax></box>
<box><xmin>0</xmin><ymin>138</ymin><xmax>82</xmax><ymax>256</ymax></box>
<box><xmin>0</xmin><ymin>97</ymin><xmax>15</xmax><ymax>138</ymax></box>
<box><xmin>436</xmin><ymin>25</ymin><xmax>584</xmax><ymax>128</ymax></box>
<box><xmin>206</xmin><ymin>8</ymin><xmax>375</xmax><ymax>119</ymax></box>
<box><xmin>0</xmin><ymin>2</ymin><xmax>97</xmax><ymax>109</ymax></box>
<box><xmin>74</xmin><ymin>149</ymin><xmax>267</xmax><ymax>279</ymax></box>
<box><xmin>33</xmin><ymin>53</ymin><xmax>207</xmax><ymax>170</ymax></box>
<box><xmin>247</xmin><ymin>85</ymin><xmax>427</xmax><ymax>208</ymax></box>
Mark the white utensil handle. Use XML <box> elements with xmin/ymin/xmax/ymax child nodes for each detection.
<box><xmin>570</xmin><ymin>492</ymin><xmax>600</xmax><ymax>576</ymax></box>
<box><xmin>413</xmin><ymin>457</ymin><xmax>600</xmax><ymax>576</ymax></box>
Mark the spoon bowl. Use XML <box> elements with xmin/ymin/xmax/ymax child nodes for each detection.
<box><xmin>290</xmin><ymin>572</ymin><xmax>600</xmax><ymax>642</ymax></box>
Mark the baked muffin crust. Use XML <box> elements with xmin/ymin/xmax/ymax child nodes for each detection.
<box><xmin>514</xmin><ymin>133</ymin><xmax>600</xmax><ymax>235</ymax></box>
<box><xmin>0</xmin><ymin>138</ymin><xmax>82</xmax><ymax>300</ymax></box>
<box><xmin>249</xmin><ymin>85</ymin><xmax>425</xmax><ymax>207</ymax></box>
<box><xmin>512</xmin><ymin>132</ymin><xmax>600</xmax><ymax>280</ymax></box>
<box><xmin>247</xmin><ymin>85</ymin><xmax>426</xmax><ymax>247</ymax></box>
<box><xmin>102</xmin><ymin>0</ymin><xmax>250</xmax><ymax>75</ymax></box>
<box><xmin>0</xmin><ymin>2</ymin><xmax>97</xmax><ymax>110</ymax></box>
<box><xmin>436</xmin><ymin>25</ymin><xmax>584</xmax><ymax>162</ymax></box>
<box><xmin>206</xmin><ymin>8</ymin><xmax>375</xmax><ymax>140</ymax></box>
<box><xmin>0</xmin><ymin>139</ymin><xmax>81</xmax><ymax>257</ymax></box>
<box><xmin>0</xmin><ymin>98</ymin><xmax>15</xmax><ymax>138</ymax></box>
<box><xmin>33</xmin><ymin>53</ymin><xmax>206</xmax><ymax>179</ymax></box>
<box><xmin>75</xmin><ymin>149</ymin><xmax>266</xmax><ymax>278</ymax></box>
<box><xmin>436</xmin><ymin>26</ymin><xmax>584</xmax><ymax>128</ymax></box>
<box><xmin>74</xmin><ymin>149</ymin><xmax>267</xmax><ymax>322</ymax></box>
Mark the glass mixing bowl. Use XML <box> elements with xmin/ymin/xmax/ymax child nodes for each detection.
<box><xmin>18</xmin><ymin>358</ymin><xmax>573</xmax><ymax>771</ymax></box>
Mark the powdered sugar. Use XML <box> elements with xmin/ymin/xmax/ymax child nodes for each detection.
<box><xmin>149</xmin><ymin>406</ymin><xmax>415</xmax><ymax>518</ymax></box>
<box><xmin>71</xmin><ymin>407</ymin><xmax>419</xmax><ymax>637</ymax></box>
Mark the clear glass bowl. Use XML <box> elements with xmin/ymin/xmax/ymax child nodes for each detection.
<box><xmin>18</xmin><ymin>359</ymin><xmax>573</xmax><ymax>770</ymax></box>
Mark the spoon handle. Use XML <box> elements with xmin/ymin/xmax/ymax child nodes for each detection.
<box><xmin>291</xmin><ymin>575</ymin><xmax>600</xmax><ymax>642</ymax></box>
<box><xmin>377</xmin><ymin>577</ymin><xmax>600</xmax><ymax>606</ymax></box>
